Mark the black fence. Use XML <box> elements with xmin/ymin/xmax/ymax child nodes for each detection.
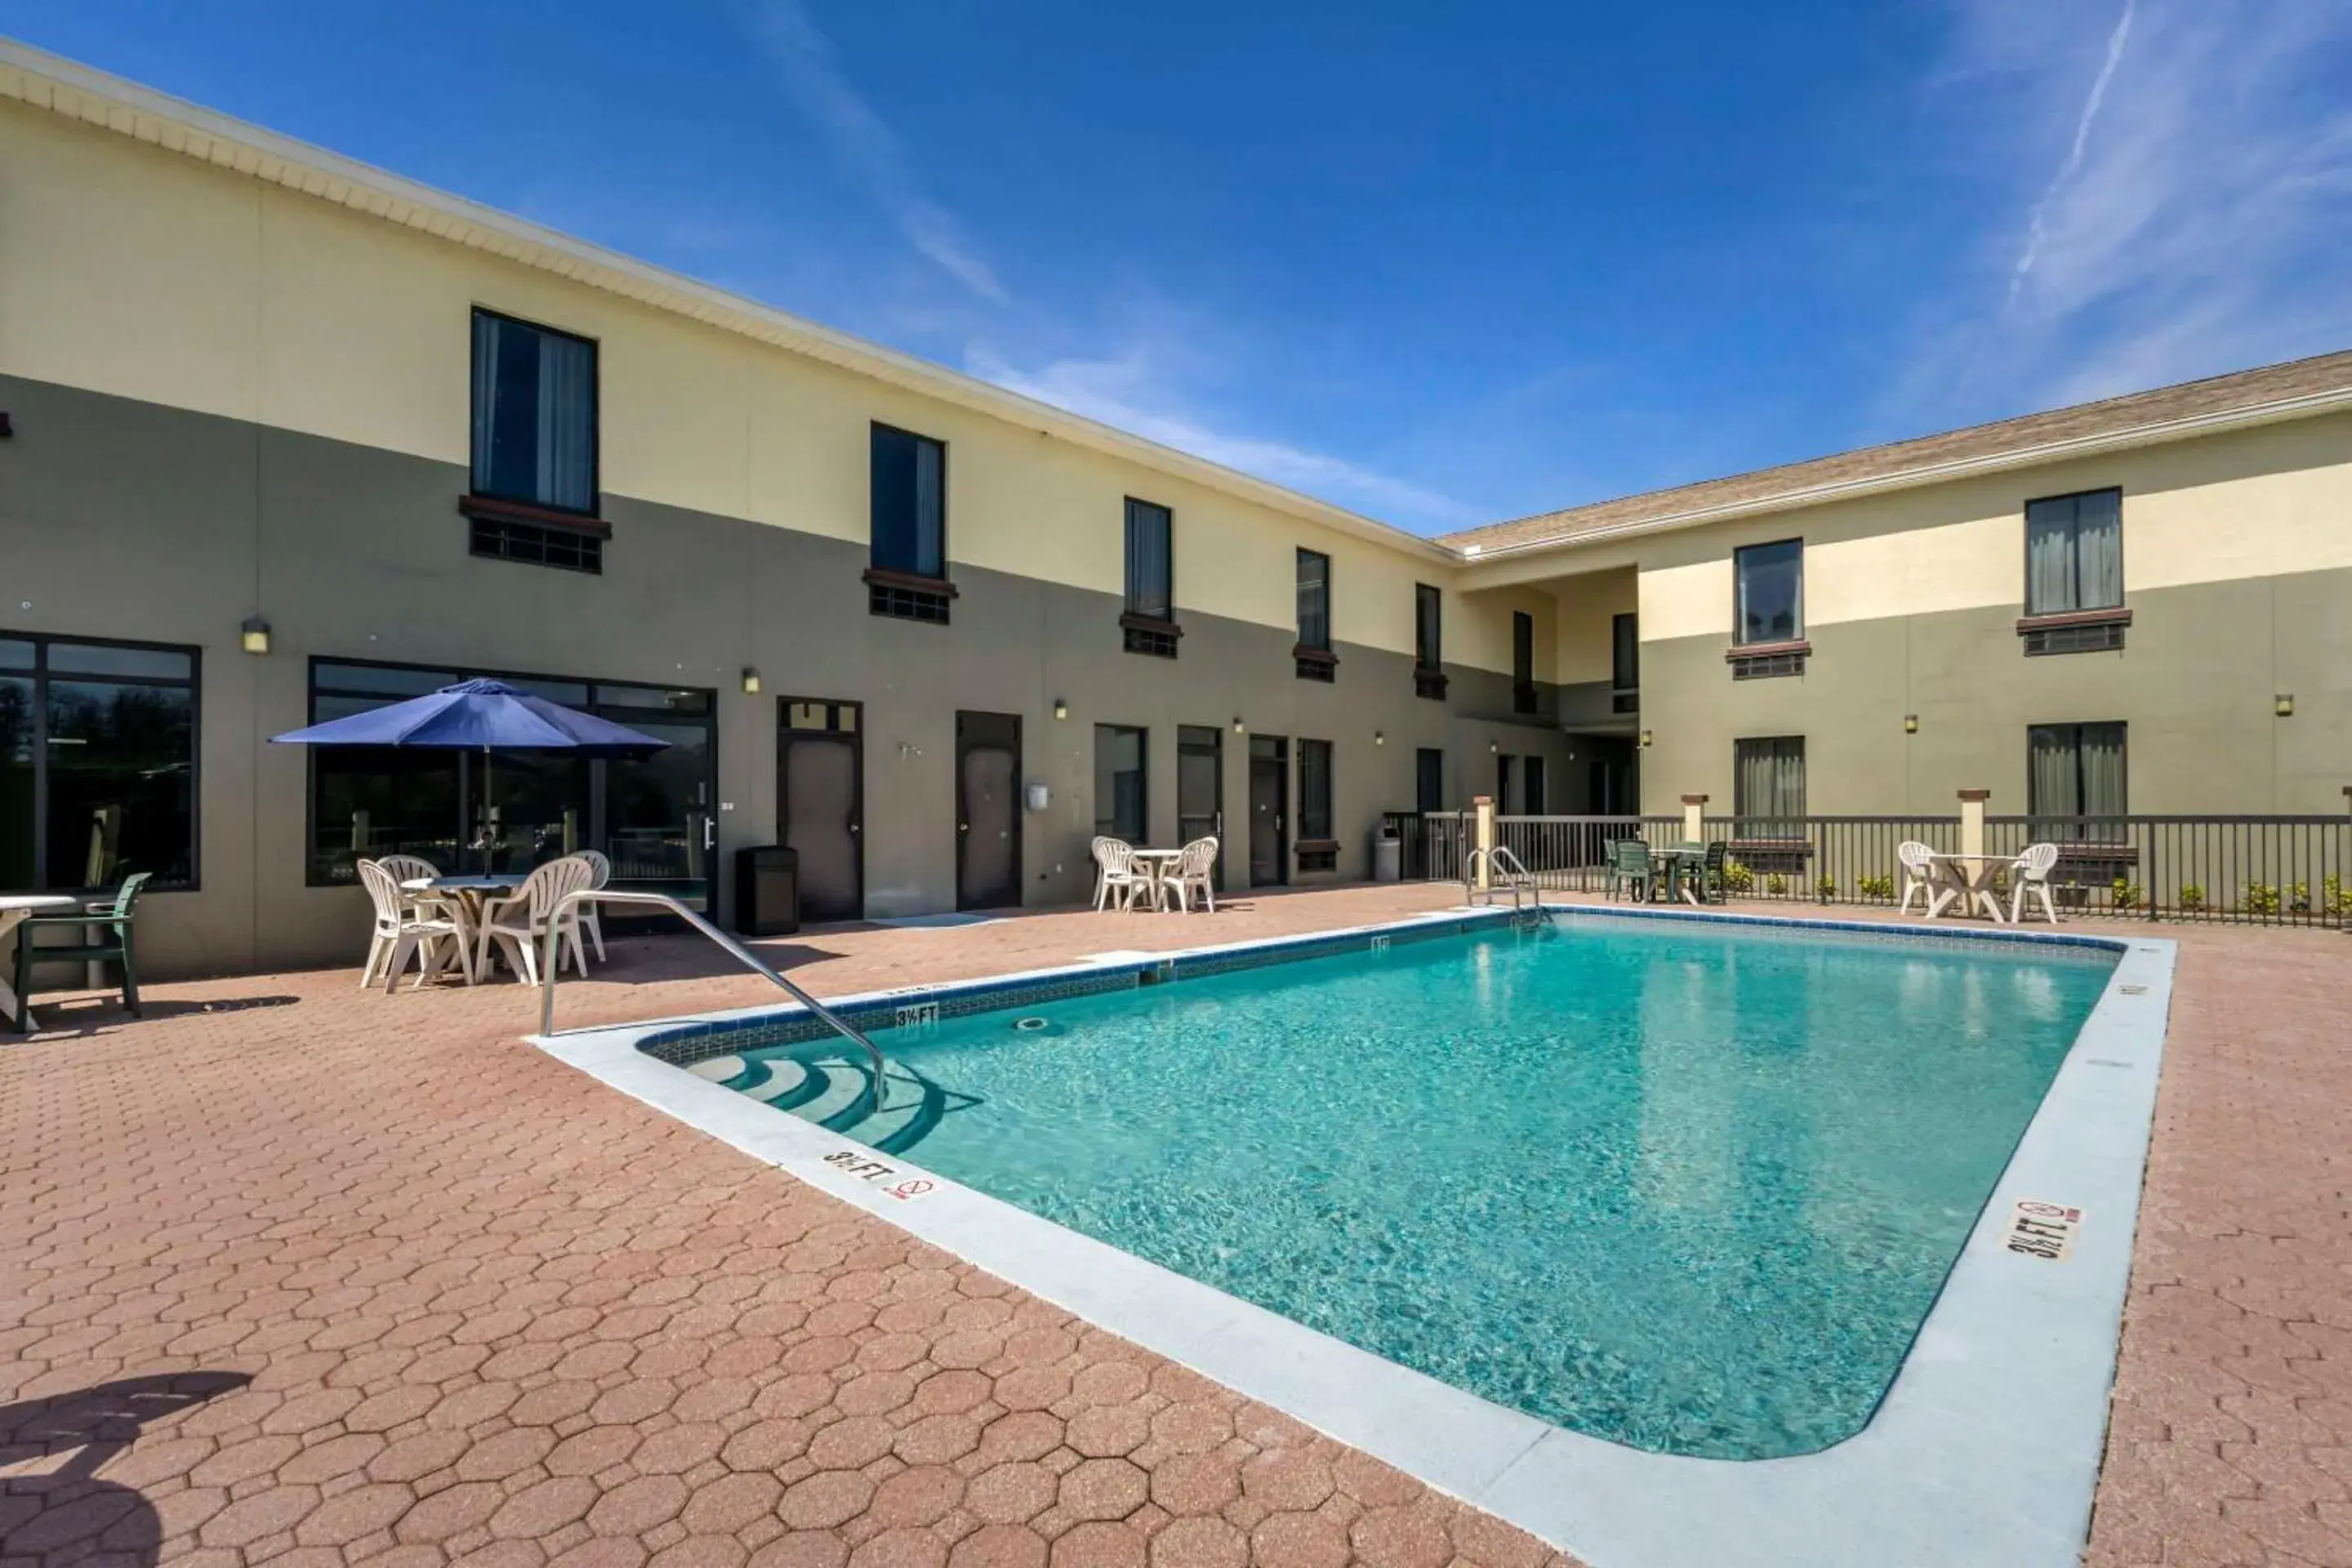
<box><xmin>1386</xmin><ymin>811</ymin><xmax>2352</xmax><ymax>929</ymax></box>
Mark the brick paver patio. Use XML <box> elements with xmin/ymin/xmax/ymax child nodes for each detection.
<box><xmin>2</xmin><ymin>885</ymin><xmax>2346</xmax><ymax>1567</ymax></box>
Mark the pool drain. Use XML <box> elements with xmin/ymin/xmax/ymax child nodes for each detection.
<box><xmin>1014</xmin><ymin>1016</ymin><xmax>1050</xmax><ymax>1031</ymax></box>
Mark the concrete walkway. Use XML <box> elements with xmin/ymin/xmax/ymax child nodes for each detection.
<box><xmin>2</xmin><ymin>885</ymin><xmax>2345</xmax><ymax>1567</ymax></box>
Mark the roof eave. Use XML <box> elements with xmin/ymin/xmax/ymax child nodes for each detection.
<box><xmin>1454</xmin><ymin>382</ymin><xmax>2352</xmax><ymax>569</ymax></box>
<box><xmin>0</xmin><ymin>38</ymin><xmax>1457</xmax><ymax>566</ymax></box>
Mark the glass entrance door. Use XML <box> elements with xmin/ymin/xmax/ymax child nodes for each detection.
<box><xmin>1176</xmin><ymin>725</ymin><xmax>1223</xmax><ymax>889</ymax></box>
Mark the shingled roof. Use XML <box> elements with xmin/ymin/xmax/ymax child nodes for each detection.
<box><xmin>1442</xmin><ymin>347</ymin><xmax>2352</xmax><ymax>557</ymax></box>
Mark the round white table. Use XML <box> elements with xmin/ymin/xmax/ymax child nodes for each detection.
<box><xmin>1</xmin><ymin>893</ymin><xmax>82</xmax><ymax>1028</ymax></box>
<box><xmin>1125</xmin><ymin>849</ymin><xmax>1185</xmax><ymax>911</ymax></box>
<box><xmin>1925</xmin><ymin>852</ymin><xmax>2015</xmax><ymax>923</ymax></box>
<box><xmin>402</xmin><ymin>875</ymin><xmax>526</xmax><ymax>982</ymax></box>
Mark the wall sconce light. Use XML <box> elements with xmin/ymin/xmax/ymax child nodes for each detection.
<box><xmin>1903</xmin><ymin>714</ymin><xmax>1919</xmax><ymax>734</ymax></box>
<box><xmin>1232</xmin><ymin>717</ymin><xmax>1245</xmax><ymax>734</ymax></box>
<box><xmin>1488</xmin><ymin>741</ymin><xmax>1499</xmax><ymax>754</ymax></box>
<box><xmin>741</xmin><ymin>667</ymin><xmax>761</xmax><ymax>695</ymax></box>
<box><xmin>1637</xmin><ymin>729</ymin><xmax>1653</xmax><ymax>749</ymax></box>
<box><xmin>1053</xmin><ymin>700</ymin><xmax>1069</xmax><ymax>721</ymax></box>
<box><xmin>1374</xmin><ymin>731</ymin><xmax>1385</xmax><ymax>746</ymax></box>
<box><xmin>239</xmin><ymin>616</ymin><xmax>272</xmax><ymax>656</ymax></box>
<box><xmin>2275</xmin><ymin>693</ymin><xmax>2295</xmax><ymax>718</ymax></box>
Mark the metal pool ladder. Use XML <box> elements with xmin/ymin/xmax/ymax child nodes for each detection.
<box><xmin>1464</xmin><ymin>845</ymin><xmax>1540</xmax><ymax>911</ymax></box>
<box><xmin>537</xmin><ymin>889</ymin><xmax>893</xmax><ymax>1111</ymax></box>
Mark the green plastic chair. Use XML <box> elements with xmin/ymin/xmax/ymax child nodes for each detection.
<box><xmin>11</xmin><ymin>871</ymin><xmax>149</xmax><ymax>1032</ymax></box>
<box><xmin>1699</xmin><ymin>841</ymin><xmax>1731</xmax><ymax>904</ymax></box>
<box><xmin>1606</xmin><ymin>840</ymin><xmax>1659</xmax><ymax>903</ymax></box>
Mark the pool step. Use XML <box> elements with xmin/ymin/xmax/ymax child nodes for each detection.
<box><xmin>728</xmin><ymin>1045</ymin><xmax>950</xmax><ymax>1155</ymax></box>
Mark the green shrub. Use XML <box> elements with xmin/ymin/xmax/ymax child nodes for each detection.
<box><xmin>1722</xmin><ymin>860</ymin><xmax>1755</xmax><ymax>893</ymax></box>
<box><xmin>2177</xmin><ymin>883</ymin><xmax>2205</xmax><ymax>911</ymax></box>
<box><xmin>2325</xmin><ymin>875</ymin><xmax>2351</xmax><ymax>915</ymax></box>
<box><xmin>1765</xmin><ymin>872</ymin><xmax>1788</xmax><ymax>897</ymax></box>
<box><xmin>1816</xmin><ymin>875</ymin><xmax>1838</xmax><ymax>902</ymax></box>
<box><xmin>2109</xmin><ymin>880</ymin><xmax>2141</xmax><ymax>909</ymax></box>
<box><xmin>2288</xmin><ymin>882</ymin><xmax>2311</xmax><ymax>914</ymax></box>
<box><xmin>2239</xmin><ymin>884</ymin><xmax>2281</xmax><ymax>915</ymax></box>
<box><xmin>1856</xmin><ymin>875</ymin><xmax>1895</xmax><ymax>900</ymax></box>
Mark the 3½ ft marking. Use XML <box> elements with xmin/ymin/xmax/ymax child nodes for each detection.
<box><xmin>2004</xmin><ymin>1200</ymin><xmax>2082</xmax><ymax>1262</ymax></box>
<box><xmin>821</xmin><ymin>1149</ymin><xmax>935</xmax><ymax>1201</ymax></box>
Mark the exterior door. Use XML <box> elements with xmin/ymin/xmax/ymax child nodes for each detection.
<box><xmin>778</xmin><ymin>698</ymin><xmax>862</xmax><ymax>923</ymax></box>
<box><xmin>1496</xmin><ymin>754</ymin><xmax>1516</xmax><ymax>813</ymax></box>
<box><xmin>599</xmin><ymin>719</ymin><xmax>716</xmax><ymax>912</ymax></box>
<box><xmin>1524</xmin><ymin>755</ymin><xmax>1547</xmax><ymax>816</ymax></box>
<box><xmin>956</xmin><ymin>710</ymin><xmax>1022</xmax><ymax>911</ymax></box>
<box><xmin>1590</xmin><ymin>737</ymin><xmax>1637</xmax><ymax>815</ymax></box>
<box><xmin>1177</xmin><ymin>725</ymin><xmax>1223</xmax><ymax>889</ymax></box>
<box><xmin>1248</xmin><ymin>734</ymin><xmax>1287</xmax><ymax>888</ymax></box>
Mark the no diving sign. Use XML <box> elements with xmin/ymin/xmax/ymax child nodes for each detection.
<box><xmin>2005</xmin><ymin>1200</ymin><xmax>2083</xmax><ymax>1261</ymax></box>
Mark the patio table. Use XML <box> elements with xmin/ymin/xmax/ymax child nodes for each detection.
<box><xmin>1923</xmin><ymin>852</ymin><xmax>2012</xmax><ymax>924</ymax></box>
<box><xmin>1650</xmin><ymin>844</ymin><xmax>1708</xmax><ymax>906</ymax></box>
<box><xmin>1125</xmin><ymin>849</ymin><xmax>1184</xmax><ymax>911</ymax></box>
<box><xmin>0</xmin><ymin>893</ymin><xmax>80</xmax><ymax>1029</ymax></box>
<box><xmin>402</xmin><ymin>874</ymin><xmax>526</xmax><ymax>981</ymax></box>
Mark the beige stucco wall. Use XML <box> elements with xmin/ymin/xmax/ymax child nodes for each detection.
<box><xmin>0</xmin><ymin>98</ymin><xmax>1510</xmax><ymax>674</ymax></box>
<box><xmin>1587</xmin><ymin>413</ymin><xmax>2352</xmax><ymax>816</ymax></box>
<box><xmin>1545</xmin><ymin>569</ymin><xmax>1639</xmax><ymax>686</ymax></box>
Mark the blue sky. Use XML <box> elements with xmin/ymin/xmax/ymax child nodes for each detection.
<box><xmin>7</xmin><ymin>1</ymin><xmax>2350</xmax><ymax>534</ymax></box>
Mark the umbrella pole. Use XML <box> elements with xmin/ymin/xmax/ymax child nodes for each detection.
<box><xmin>480</xmin><ymin>746</ymin><xmax>496</xmax><ymax>875</ymax></box>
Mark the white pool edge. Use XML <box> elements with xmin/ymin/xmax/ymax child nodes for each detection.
<box><xmin>531</xmin><ymin>906</ymin><xmax>2175</xmax><ymax>1568</ymax></box>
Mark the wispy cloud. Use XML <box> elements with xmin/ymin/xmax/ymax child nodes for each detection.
<box><xmin>1898</xmin><ymin>0</ymin><xmax>2352</xmax><ymax>421</ymax></box>
<box><xmin>969</xmin><ymin>342</ymin><xmax>1477</xmax><ymax>530</ymax></box>
<box><xmin>743</xmin><ymin>0</ymin><xmax>1006</xmax><ymax>301</ymax></box>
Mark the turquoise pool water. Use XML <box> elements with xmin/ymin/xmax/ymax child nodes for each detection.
<box><xmin>717</xmin><ymin>915</ymin><xmax>2116</xmax><ymax>1459</ymax></box>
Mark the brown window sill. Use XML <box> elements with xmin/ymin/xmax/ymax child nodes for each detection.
<box><xmin>862</xmin><ymin>566</ymin><xmax>960</xmax><ymax>599</ymax></box>
<box><xmin>1291</xmin><ymin>644</ymin><xmax>1339</xmax><ymax>667</ymax></box>
<box><xmin>2016</xmin><ymin>606</ymin><xmax>2131</xmax><ymax>634</ymax></box>
<box><xmin>1119</xmin><ymin>611</ymin><xmax>1183</xmax><ymax>639</ymax></box>
<box><xmin>1293</xmin><ymin>838</ymin><xmax>1340</xmax><ymax>854</ymax></box>
<box><xmin>1723</xmin><ymin>638</ymin><xmax>1811</xmax><ymax>662</ymax></box>
<box><xmin>458</xmin><ymin>493</ymin><xmax>612</xmax><ymax>538</ymax></box>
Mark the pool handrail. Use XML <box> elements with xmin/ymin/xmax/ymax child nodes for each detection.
<box><xmin>1464</xmin><ymin>844</ymin><xmax>1538</xmax><ymax>911</ymax></box>
<box><xmin>538</xmin><ymin>888</ymin><xmax>893</xmax><ymax>1111</ymax></box>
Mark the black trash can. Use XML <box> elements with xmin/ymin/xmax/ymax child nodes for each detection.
<box><xmin>734</xmin><ymin>845</ymin><xmax>801</xmax><ymax>938</ymax></box>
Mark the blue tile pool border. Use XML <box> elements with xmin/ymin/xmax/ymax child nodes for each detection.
<box><xmin>531</xmin><ymin>904</ymin><xmax>2176</xmax><ymax>1568</ymax></box>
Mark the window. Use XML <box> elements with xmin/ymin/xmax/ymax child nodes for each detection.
<box><xmin>1414</xmin><ymin>748</ymin><xmax>1444</xmax><ymax>814</ymax></box>
<box><xmin>470</xmin><ymin>514</ymin><xmax>603</xmax><ymax>574</ymax></box>
<box><xmin>1294</xmin><ymin>550</ymin><xmax>1335</xmax><ymax>681</ymax></box>
<box><xmin>0</xmin><ymin>634</ymin><xmax>198</xmax><ymax>892</ymax></box>
<box><xmin>1122</xmin><ymin>499</ymin><xmax>1178</xmax><ymax>657</ymax></box>
<box><xmin>1733</xmin><ymin>737</ymin><xmax>1806</xmax><ymax>839</ymax></box>
<box><xmin>1734</xmin><ymin>539</ymin><xmax>1804</xmax><ymax>647</ymax></box>
<box><xmin>470</xmin><ymin>310</ymin><xmax>597</xmax><ymax>514</ymax></box>
<box><xmin>1094</xmin><ymin>725</ymin><xmax>1147</xmax><ymax>843</ymax></box>
<box><xmin>1611</xmin><ymin>612</ymin><xmax>1640</xmax><ymax>713</ymax></box>
<box><xmin>1512</xmin><ymin>611</ymin><xmax>1536</xmax><ymax>714</ymax></box>
<box><xmin>869</xmin><ymin>424</ymin><xmax>952</xmax><ymax>621</ymax></box>
<box><xmin>2028</xmin><ymin>723</ymin><xmax>2127</xmax><ymax>837</ymax></box>
<box><xmin>305</xmin><ymin>660</ymin><xmax>717</xmax><ymax>905</ymax></box>
<box><xmin>1414</xmin><ymin>584</ymin><xmax>1446</xmax><ymax>699</ymax></box>
<box><xmin>1298</xmin><ymin>739</ymin><xmax>1334</xmax><ymax>870</ymax></box>
<box><xmin>1495</xmin><ymin>754</ymin><xmax>1515</xmax><ymax>814</ymax></box>
<box><xmin>1523</xmin><ymin>755</ymin><xmax>1547</xmax><ymax>816</ymax></box>
<box><xmin>2025</xmin><ymin>489</ymin><xmax>2123</xmax><ymax>615</ymax></box>
<box><xmin>2023</xmin><ymin>488</ymin><xmax>2126</xmax><ymax>653</ymax></box>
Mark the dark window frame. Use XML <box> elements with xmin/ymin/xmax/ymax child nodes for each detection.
<box><xmin>1731</xmin><ymin>537</ymin><xmax>1806</xmax><ymax>649</ymax></box>
<box><xmin>1732</xmin><ymin>734</ymin><xmax>1807</xmax><ymax>841</ymax></box>
<box><xmin>1611</xmin><ymin>612</ymin><xmax>1640</xmax><ymax>713</ymax></box>
<box><xmin>467</xmin><ymin>305</ymin><xmax>601</xmax><ymax>521</ymax></box>
<box><xmin>1294</xmin><ymin>548</ymin><xmax>1337</xmax><ymax>680</ymax></box>
<box><xmin>2026</xmin><ymin>720</ymin><xmax>2129</xmax><ymax>826</ymax></box>
<box><xmin>1512</xmin><ymin>609</ymin><xmax>1536</xmax><ymax>714</ymax></box>
<box><xmin>1413</xmin><ymin>583</ymin><xmax>1447</xmax><ymax>699</ymax></box>
<box><xmin>1296</xmin><ymin>737</ymin><xmax>1335</xmax><ymax>869</ymax></box>
<box><xmin>1093</xmin><ymin>723</ymin><xmax>1150</xmax><ymax>844</ymax></box>
<box><xmin>0</xmin><ymin>630</ymin><xmax>203</xmax><ymax>893</ymax></box>
<box><xmin>1121</xmin><ymin>497</ymin><xmax>1180</xmax><ymax>657</ymax></box>
<box><xmin>867</xmin><ymin>421</ymin><xmax>954</xmax><ymax>621</ymax></box>
<box><xmin>301</xmin><ymin>654</ymin><xmax>717</xmax><ymax>890</ymax></box>
<box><xmin>2022</xmin><ymin>486</ymin><xmax>2125</xmax><ymax>617</ymax></box>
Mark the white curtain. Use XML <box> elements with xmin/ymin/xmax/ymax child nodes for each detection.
<box><xmin>911</xmin><ymin>438</ymin><xmax>944</xmax><ymax>577</ymax></box>
<box><xmin>535</xmin><ymin>331</ymin><xmax>595</xmax><ymax>512</ymax></box>
<box><xmin>470</xmin><ymin>313</ymin><xmax>502</xmax><ymax>496</ymax></box>
<box><xmin>2025</xmin><ymin>500</ymin><xmax>2074</xmax><ymax>613</ymax></box>
<box><xmin>2074</xmin><ymin>489</ymin><xmax>2122</xmax><ymax>608</ymax></box>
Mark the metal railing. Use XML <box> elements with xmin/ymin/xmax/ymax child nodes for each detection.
<box><xmin>1463</xmin><ymin>844</ymin><xmax>1539</xmax><ymax>910</ymax></box>
<box><xmin>1405</xmin><ymin>813</ymin><xmax>2352</xmax><ymax>928</ymax></box>
<box><xmin>538</xmin><ymin>889</ymin><xmax>893</xmax><ymax>1108</ymax></box>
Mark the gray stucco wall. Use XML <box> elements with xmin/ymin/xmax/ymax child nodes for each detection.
<box><xmin>0</xmin><ymin>373</ymin><xmax>1567</xmax><ymax>976</ymax></box>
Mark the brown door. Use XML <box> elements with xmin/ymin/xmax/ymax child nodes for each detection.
<box><xmin>1249</xmin><ymin>735</ymin><xmax>1287</xmax><ymax>887</ymax></box>
<box><xmin>956</xmin><ymin>710</ymin><xmax>1022</xmax><ymax>910</ymax></box>
<box><xmin>778</xmin><ymin>699</ymin><xmax>862</xmax><ymax>923</ymax></box>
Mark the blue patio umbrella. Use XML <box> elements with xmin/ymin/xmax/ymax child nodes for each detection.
<box><xmin>271</xmin><ymin>679</ymin><xmax>670</xmax><ymax>867</ymax></box>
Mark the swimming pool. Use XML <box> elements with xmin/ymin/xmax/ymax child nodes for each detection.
<box><xmin>687</xmin><ymin>913</ymin><xmax>2115</xmax><ymax>1460</ymax></box>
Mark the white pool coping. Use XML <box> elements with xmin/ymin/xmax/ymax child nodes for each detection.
<box><xmin>531</xmin><ymin>906</ymin><xmax>2176</xmax><ymax>1568</ymax></box>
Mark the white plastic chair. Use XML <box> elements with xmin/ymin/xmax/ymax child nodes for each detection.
<box><xmin>1092</xmin><ymin>839</ymin><xmax>1148</xmax><ymax>911</ymax></box>
<box><xmin>1163</xmin><ymin>836</ymin><xmax>1220</xmax><ymax>914</ymax></box>
<box><xmin>2010</xmin><ymin>842</ymin><xmax>2061</xmax><ymax>924</ymax></box>
<box><xmin>1895</xmin><ymin>841</ymin><xmax>1946</xmax><ymax>917</ymax></box>
<box><xmin>475</xmin><ymin>857</ymin><xmax>596</xmax><ymax>984</ymax></box>
<box><xmin>576</xmin><ymin>849</ymin><xmax>612</xmax><ymax>961</ymax></box>
<box><xmin>358</xmin><ymin>858</ymin><xmax>470</xmax><ymax>991</ymax></box>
